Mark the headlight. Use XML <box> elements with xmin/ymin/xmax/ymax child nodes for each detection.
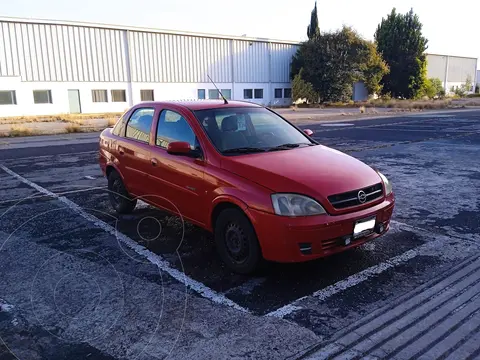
<box><xmin>378</xmin><ymin>172</ymin><xmax>393</xmax><ymax>195</ymax></box>
<box><xmin>271</xmin><ymin>193</ymin><xmax>326</xmax><ymax>216</ymax></box>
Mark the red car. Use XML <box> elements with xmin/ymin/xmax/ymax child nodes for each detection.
<box><xmin>99</xmin><ymin>100</ymin><xmax>394</xmax><ymax>274</ymax></box>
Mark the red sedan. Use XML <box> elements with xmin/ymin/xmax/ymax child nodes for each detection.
<box><xmin>99</xmin><ymin>100</ymin><xmax>395</xmax><ymax>274</ymax></box>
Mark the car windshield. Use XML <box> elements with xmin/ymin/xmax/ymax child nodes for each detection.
<box><xmin>193</xmin><ymin>107</ymin><xmax>315</xmax><ymax>154</ymax></box>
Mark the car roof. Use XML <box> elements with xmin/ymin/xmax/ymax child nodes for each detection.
<box><xmin>137</xmin><ymin>100</ymin><xmax>263</xmax><ymax>111</ymax></box>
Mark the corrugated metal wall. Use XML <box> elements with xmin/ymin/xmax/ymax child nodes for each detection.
<box><xmin>426</xmin><ymin>54</ymin><xmax>447</xmax><ymax>80</ymax></box>
<box><xmin>0</xmin><ymin>20</ymin><xmax>298</xmax><ymax>84</ymax></box>
<box><xmin>129</xmin><ymin>32</ymin><xmax>232</xmax><ymax>83</ymax></box>
<box><xmin>447</xmin><ymin>56</ymin><xmax>477</xmax><ymax>83</ymax></box>
<box><xmin>233</xmin><ymin>40</ymin><xmax>269</xmax><ymax>83</ymax></box>
<box><xmin>270</xmin><ymin>43</ymin><xmax>297</xmax><ymax>83</ymax></box>
<box><xmin>0</xmin><ymin>21</ymin><xmax>127</xmax><ymax>82</ymax></box>
<box><xmin>426</xmin><ymin>54</ymin><xmax>477</xmax><ymax>84</ymax></box>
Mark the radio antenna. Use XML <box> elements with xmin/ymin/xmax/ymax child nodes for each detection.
<box><xmin>207</xmin><ymin>74</ymin><xmax>228</xmax><ymax>104</ymax></box>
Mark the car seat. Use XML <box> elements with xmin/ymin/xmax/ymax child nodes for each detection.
<box><xmin>221</xmin><ymin>115</ymin><xmax>249</xmax><ymax>150</ymax></box>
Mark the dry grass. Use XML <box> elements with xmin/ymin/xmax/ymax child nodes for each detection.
<box><xmin>108</xmin><ymin>117</ymin><xmax>118</xmax><ymax>126</ymax></box>
<box><xmin>365</xmin><ymin>98</ymin><xmax>454</xmax><ymax>110</ymax></box>
<box><xmin>65</xmin><ymin>124</ymin><xmax>83</xmax><ymax>133</ymax></box>
<box><xmin>0</xmin><ymin>112</ymin><xmax>123</xmax><ymax>125</ymax></box>
<box><xmin>8</xmin><ymin>125</ymin><xmax>38</xmax><ymax>137</ymax></box>
<box><xmin>296</xmin><ymin>98</ymin><xmax>466</xmax><ymax>110</ymax></box>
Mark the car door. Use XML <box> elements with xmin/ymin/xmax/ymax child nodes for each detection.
<box><xmin>118</xmin><ymin>106</ymin><xmax>156</xmax><ymax>197</ymax></box>
<box><xmin>147</xmin><ymin>108</ymin><xmax>207</xmax><ymax>226</ymax></box>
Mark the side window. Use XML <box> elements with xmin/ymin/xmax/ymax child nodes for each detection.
<box><xmin>156</xmin><ymin>110</ymin><xmax>197</xmax><ymax>150</ymax></box>
<box><xmin>125</xmin><ymin>108</ymin><xmax>155</xmax><ymax>143</ymax></box>
<box><xmin>112</xmin><ymin>111</ymin><xmax>128</xmax><ymax>136</ymax></box>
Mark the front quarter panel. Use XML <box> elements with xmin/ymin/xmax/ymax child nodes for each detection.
<box><xmin>205</xmin><ymin>168</ymin><xmax>274</xmax><ymax>231</ymax></box>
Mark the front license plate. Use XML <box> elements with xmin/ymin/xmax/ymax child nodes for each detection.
<box><xmin>353</xmin><ymin>216</ymin><xmax>376</xmax><ymax>238</ymax></box>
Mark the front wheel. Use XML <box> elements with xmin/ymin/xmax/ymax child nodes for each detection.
<box><xmin>108</xmin><ymin>170</ymin><xmax>137</xmax><ymax>214</ymax></box>
<box><xmin>214</xmin><ymin>208</ymin><xmax>263</xmax><ymax>274</ymax></box>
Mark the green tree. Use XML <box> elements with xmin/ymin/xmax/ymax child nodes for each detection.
<box><xmin>421</xmin><ymin>78</ymin><xmax>445</xmax><ymax>98</ymax></box>
<box><xmin>291</xmin><ymin>26</ymin><xmax>388</xmax><ymax>103</ymax></box>
<box><xmin>292</xmin><ymin>69</ymin><xmax>319</xmax><ymax>103</ymax></box>
<box><xmin>453</xmin><ymin>75</ymin><xmax>474</xmax><ymax>97</ymax></box>
<box><xmin>375</xmin><ymin>8</ymin><xmax>428</xmax><ymax>99</ymax></box>
<box><xmin>307</xmin><ymin>1</ymin><xmax>320</xmax><ymax>39</ymax></box>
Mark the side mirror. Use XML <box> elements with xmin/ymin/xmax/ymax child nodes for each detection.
<box><xmin>167</xmin><ymin>141</ymin><xmax>192</xmax><ymax>155</ymax></box>
<box><xmin>304</xmin><ymin>129</ymin><xmax>314</xmax><ymax>136</ymax></box>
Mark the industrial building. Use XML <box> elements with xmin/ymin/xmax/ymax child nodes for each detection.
<box><xmin>426</xmin><ymin>53</ymin><xmax>478</xmax><ymax>93</ymax></box>
<box><xmin>1</xmin><ymin>17</ymin><xmax>478</xmax><ymax>116</ymax></box>
<box><xmin>352</xmin><ymin>54</ymin><xmax>478</xmax><ymax>101</ymax></box>
<box><xmin>0</xmin><ymin>17</ymin><xmax>298</xmax><ymax>116</ymax></box>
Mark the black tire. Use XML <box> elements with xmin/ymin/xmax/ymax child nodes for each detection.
<box><xmin>214</xmin><ymin>208</ymin><xmax>263</xmax><ymax>274</ymax></box>
<box><xmin>108</xmin><ymin>170</ymin><xmax>137</xmax><ymax>214</ymax></box>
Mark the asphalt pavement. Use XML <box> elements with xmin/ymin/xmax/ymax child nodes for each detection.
<box><xmin>1</xmin><ymin>109</ymin><xmax>480</xmax><ymax>359</ymax></box>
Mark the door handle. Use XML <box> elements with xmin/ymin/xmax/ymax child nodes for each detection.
<box><xmin>118</xmin><ymin>146</ymin><xmax>125</xmax><ymax>155</ymax></box>
<box><xmin>151</xmin><ymin>158</ymin><xmax>158</xmax><ymax>166</ymax></box>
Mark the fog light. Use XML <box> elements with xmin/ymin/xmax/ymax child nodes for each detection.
<box><xmin>343</xmin><ymin>236</ymin><xmax>352</xmax><ymax>246</ymax></box>
<box><xmin>375</xmin><ymin>223</ymin><xmax>385</xmax><ymax>234</ymax></box>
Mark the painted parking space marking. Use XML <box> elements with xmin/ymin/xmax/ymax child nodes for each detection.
<box><xmin>0</xmin><ymin>150</ymin><xmax>97</xmax><ymax>162</ymax></box>
<box><xmin>0</xmin><ymin>163</ymin><xmax>250</xmax><ymax>313</ymax></box>
<box><xmin>0</xmin><ymin>187</ymin><xmax>106</xmax><ymax>205</ymax></box>
<box><xmin>266</xmin><ymin>220</ymin><xmax>480</xmax><ymax>319</ymax></box>
<box><xmin>0</xmin><ymin>162</ymin><xmax>436</xmax><ymax>319</ymax></box>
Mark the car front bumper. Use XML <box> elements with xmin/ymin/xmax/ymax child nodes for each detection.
<box><xmin>247</xmin><ymin>194</ymin><xmax>395</xmax><ymax>263</ymax></box>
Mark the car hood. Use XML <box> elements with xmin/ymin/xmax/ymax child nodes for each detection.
<box><xmin>221</xmin><ymin>145</ymin><xmax>383</xmax><ymax>208</ymax></box>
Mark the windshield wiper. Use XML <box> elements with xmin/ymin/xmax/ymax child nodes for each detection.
<box><xmin>268</xmin><ymin>143</ymin><xmax>313</xmax><ymax>151</ymax></box>
<box><xmin>223</xmin><ymin>147</ymin><xmax>266</xmax><ymax>154</ymax></box>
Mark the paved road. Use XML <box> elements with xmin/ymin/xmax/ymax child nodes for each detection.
<box><xmin>1</xmin><ymin>110</ymin><xmax>479</xmax><ymax>359</ymax></box>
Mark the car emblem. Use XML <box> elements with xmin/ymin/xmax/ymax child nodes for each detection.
<box><xmin>357</xmin><ymin>190</ymin><xmax>367</xmax><ymax>203</ymax></box>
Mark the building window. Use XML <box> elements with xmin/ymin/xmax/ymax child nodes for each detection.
<box><xmin>221</xmin><ymin>89</ymin><xmax>232</xmax><ymax>100</ymax></box>
<box><xmin>254</xmin><ymin>89</ymin><xmax>263</xmax><ymax>99</ymax></box>
<box><xmin>197</xmin><ymin>89</ymin><xmax>206</xmax><ymax>99</ymax></box>
<box><xmin>208</xmin><ymin>89</ymin><xmax>219</xmax><ymax>99</ymax></box>
<box><xmin>140</xmin><ymin>89</ymin><xmax>154</xmax><ymax>101</ymax></box>
<box><xmin>284</xmin><ymin>88</ymin><xmax>292</xmax><ymax>98</ymax></box>
<box><xmin>0</xmin><ymin>91</ymin><xmax>17</xmax><ymax>105</ymax></box>
<box><xmin>33</xmin><ymin>90</ymin><xmax>53</xmax><ymax>104</ymax></box>
<box><xmin>274</xmin><ymin>88</ymin><xmax>282</xmax><ymax>99</ymax></box>
<box><xmin>243</xmin><ymin>89</ymin><xmax>253</xmax><ymax>99</ymax></box>
<box><xmin>92</xmin><ymin>90</ymin><xmax>108</xmax><ymax>103</ymax></box>
<box><xmin>111</xmin><ymin>90</ymin><xmax>126</xmax><ymax>102</ymax></box>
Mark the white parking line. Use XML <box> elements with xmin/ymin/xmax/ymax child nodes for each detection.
<box><xmin>266</xmin><ymin>221</ymin><xmax>456</xmax><ymax>318</ymax></box>
<box><xmin>0</xmin><ymin>187</ymin><xmax>106</xmax><ymax>205</ymax></box>
<box><xmin>0</xmin><ymin>164</ymin><xmax>249</xmax><ymax>313</ymax></box>
<box><xmin>0</xmin><ymin>150</ymin><xmax>97</xmax><ymax>162</ymax></box>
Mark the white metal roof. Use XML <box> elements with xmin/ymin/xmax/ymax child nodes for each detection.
<box><xmin>0</xmin><ymin>16</ymin><xmax>301</xmax><ymax>45</ymax></box>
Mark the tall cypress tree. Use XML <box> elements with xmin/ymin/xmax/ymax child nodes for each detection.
<box><xmin>307</xmin><ymin>1</ymin><xmax>320</xmax><ymax>39</ymax></box>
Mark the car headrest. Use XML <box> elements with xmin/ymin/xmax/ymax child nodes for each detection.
<box><xmin>221</xmin><ymin>115</ymin><xmax>238</xmax><ymax>132</ymax></box>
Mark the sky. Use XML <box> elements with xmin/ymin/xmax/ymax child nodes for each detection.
<box><xmin>2</xmin><ymin>0</ymin><xmax>479</xmax><ymax>69</ymax></box>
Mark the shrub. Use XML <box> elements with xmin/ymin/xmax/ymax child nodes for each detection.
<box><xmin>65</xmin><ymin>124</ymin><xmax>82</xmax><ymax>133</ymax></box>
<box><xmin>421</xmin><ymin>78</ymin><xmax>444</xmax><ymax>99</ymax></box>
<box><xmin>292</xmin><ymin>69</ymin><xmax>319</xmax><ymax>104</ymax></box>
<box><xmin>9</xmin><ymin>126</ymin><xmax>36</xmax><ymax>137</ymax></box>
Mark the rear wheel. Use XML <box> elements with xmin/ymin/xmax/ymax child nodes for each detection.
<box><xmin>108</xmin><ymin>170</ymin><xmax>137</xmax><ymax>214</ymax></box>
<box><xmin>214</xmin><ymin>208</ymin><xmax>263</xmax><ymax>274</ymax></box>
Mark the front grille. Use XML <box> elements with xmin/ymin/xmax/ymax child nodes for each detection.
<box><xmin>328</xmin><ymin>183</ymin><xmax>383</xmax><ymax>209</ymax></box>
